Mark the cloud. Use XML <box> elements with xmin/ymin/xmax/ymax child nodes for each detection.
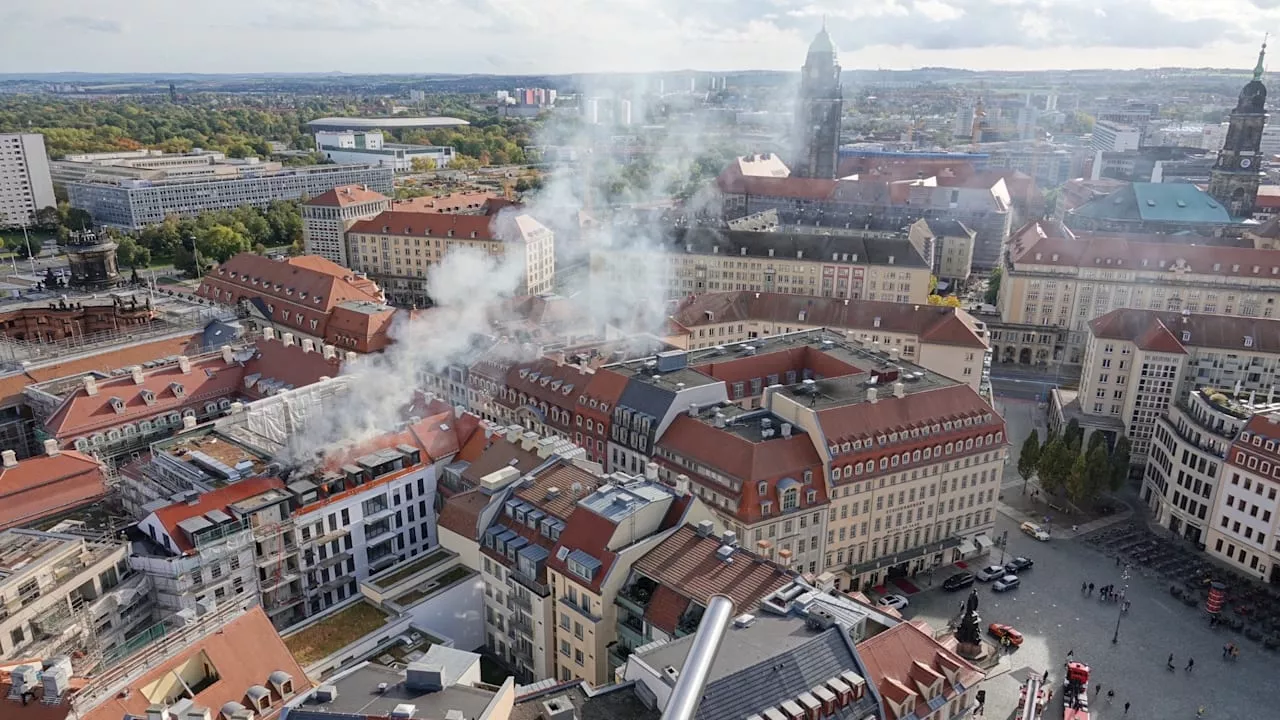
<box><xmin>58</xmin><ymin>15</ymin><xmax>123</xmax><ymax>33</ymax></box>
<box><xmin>0</xmin><ymin>0</ymin><xmax>1275</xmax><ymax>72</ymax></box>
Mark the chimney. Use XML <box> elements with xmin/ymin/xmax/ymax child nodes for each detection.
<box><xmin>221</xmin><ymin>345</ymin><xmax>235</xmax><ymax>365</ymax></box>
<box><xmin>182</xmin><ymin>416</ymin><xmax>198</xmax><ymax>431</ymax></box>
<box><xmin>44</xmin><ymin>439</ymin><xmax>60</xmax><ymax>456</ymax></box>
<box><xmin>520</xmin><ymin>431</ymin><xmax>539</xmax><ymax>451</ymax></box>
<box><xmin>131</xmin><ymin>366</ymin><xmax>145</xmax><ymax>384</ymax></box>
<box><xmin>781</xmin><ymin>423</ymin><xmax>792</xmax><ymax>438</ymax></box>
<box><xmin>889</xmin><ymin>348</ymin><xmax>900</xmax><ymax>362</ymax></box>
<box><xmin>185</xmin><ymin>708</ymin><xmax>212</xmax><ymax>720</ymax></box>
<box><xmin>1</xmin><ymin>450</ymin><xmax>17</xmax><ymax>468</ymax></box>
<box><xmin>540</xmin><ymin>695</ymin><xmax>577</xmax><ymax>720</ymax></box>
<box><xmin>262</xmin><ymin>327</ymin><xmax>275</xmax><ymax>341</ymax></box>
<box><xmin>695</xmin><ymin>519</ymin><xmax>715</xmax><ymax>537</ymax></box>
<box><xmin>345</xmin><ymin>351</ymin><xmax>358</xmax><ymax>364</ymax></box>
<box><xmin>322</xmin><ymin>344</ymin><xmax>337</xmax><ymax>359</ymax></box>
<box><xmin>506</xmin><ymin>425</ymin><xmax>522</xmax><ymax>443</ymax></box>
<box><xmin>454</xmin><ymin>404</ymin><xmax>466</xmax><ymax>419</ymax></box>
<box><xmin>644</xmin><ymin>462</ymin><xmax>659</xmax><ymax>481</ymax></box>
<box><xmin>867</xmin><ymin>387</ymin><xmax>879</xmax><ymax>404</ymax></box>
<box><xmin>281</xmin><ymin>332</ymin><xmax>295</xmax><ymax>347</ymax></box>
<box><xmin>83</xmin><ymin>376</ymin><xmax>99</xmax><ymax>396</ymax></box>
<box><xmin>146</xmin><ymin>706</ymin><xmax>171</xmax><ymax>720</ymax></box>
<box><xmin>301</xmin><ymin>338</ymin><xmax>316</xmax><ymax>353</ymax></box>
<box><xmin>893</xmin><ymin>382</ymin><xmax>905</xmax><ymax>399</ymax></box>
<box><xmin>177</xmin><ymin>355</ymin><xmax>192</xmax><ymax>374</ymax></box>
<box><xmin>674</xmin><ymin>474</ymin><xmax>691</xmax><ymax>496</ymax></box>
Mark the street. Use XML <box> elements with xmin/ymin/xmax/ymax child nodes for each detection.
<box><xmin>884</xmin><ymin>478</ymin><xmax>1267</xmax><ymax>720</ymax></box>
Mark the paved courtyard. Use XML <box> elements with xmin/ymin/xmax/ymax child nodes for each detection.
<box><xmin>893</xmin><ymin>512</ymin><xmax>1270</xmax><ymax>720</ymax></box>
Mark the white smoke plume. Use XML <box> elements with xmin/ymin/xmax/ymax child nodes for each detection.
<box><xmin>281</xmin><ymin>76</ymin><xmax>763</xmax><ymax>463</ymax></box>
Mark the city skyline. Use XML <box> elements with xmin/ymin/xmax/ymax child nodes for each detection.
<box><xmin>2</xmin><ymin>0</ymin><xmax>1279</xmax><ymax>75</ymax></box>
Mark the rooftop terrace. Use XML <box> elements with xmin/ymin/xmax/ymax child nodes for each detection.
<box><xmin>283</xmin><ymin>601</ymin><xmax>392</xmax><ymax>667</ymax></box>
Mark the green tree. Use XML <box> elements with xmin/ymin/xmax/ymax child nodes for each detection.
<box><xmin>1066</xmin><ymin>454</ymin><xmax>1090</xmax><ymax>505</ymax></box>
<box><xmin>1087</xmin><ymin>431</ymin><xmax>1108</xmax><ymax>454</ymax></box>
<box><xmin>195</xmin><ymin>224</ymin><xmax>250</xmax><ymax>263</ymax></box>
<box><xmin>1037</xmin><ymin>438</ymin><xmax>1073</xmax><ymax>495</ymax></box>
<box><xmin>1109</xmin><ymin>436</ymin><xmax>1132</xmax><ymax>491</ymax></box>
<box><xmin>116</xmin><ymin>236</ymin><xmax>151</xmax><ymax>268</ymax></box>
<box><xmin>984</xmin><ymin>267</ymin><xmax>1002</xmax><ymax>306</ymax></box>
<box><xmin>1063</xmin><ymin>419</ymin><xmax>1084</xmax><ymax>453</ymax></box>
<box><xmin>1017</xmin><ymin>430</ymin><xmax>1041</xmax><ymax>488</ymax></box>
<box><xmin>34</xmin><ymin>206</ymin><xmax>59</xmax><ymax>231</ymax></box>
<box><xmin>1086</xmin><ymin>444</ymin><xmax>1112</xmax><ymax>501</ymax></box>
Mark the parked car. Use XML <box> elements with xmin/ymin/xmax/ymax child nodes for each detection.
<box><xmin>1020</xmin><ymin>521</ymin><xmax>1051</xmax><ymax>541</ymax></box>
<box><xmin>993</xmin><ymin>575</ymin><xmax>1021</xmax><ymax>592</ymax></box>
<box><xmin>1004</xmin><ymin>556</ymin><xmax>1034</xmax><ymax>573</ymax></box>
<box><xmin>877</xmin><ymin>594</ymin><xmax>910</xmax><ymax>610</ymax></box>
<box><xmin>977</xmin><ymin>565</ymin><xmax>1007</xmax><ymax>582</ymax></box>
<box><xmin>942</xmin><ymin>572</ymin><xmax>976</xmax><ymax>591</ymax></box>
<box><xmin>988</xmin><ymin>623</ymin><xmax>1024</xmax><ymax>646</ymax></box>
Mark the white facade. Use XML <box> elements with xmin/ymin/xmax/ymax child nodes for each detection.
<box><xmin>0</xmin><ymin>133</ymin><xmax>55</xmax><ymax>228</ymax></box>
<box><xmin>1207</xmin><ymin>430</ymin><xmax>1280</xmax><ymax>582</ymax></box>
<box><xmin>315</xmin><ymin>130</ymin><xmax>454</xmax><ymax>172</ymax></box>
<box><xmin>1091</xmin><ymin>121</ymin><xmax>1141</xmax><ymax>154</ymax></box>
<box><xmin>302</xmin><ymin>191</ymin><xmax>390</xmax><ymax>266</ymax></box>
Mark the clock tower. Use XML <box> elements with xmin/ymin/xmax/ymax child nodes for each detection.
<box><xmin>1209</xmin><ymin>40</ymin><xmax>1269</xmax><ymax>218</ymax></box>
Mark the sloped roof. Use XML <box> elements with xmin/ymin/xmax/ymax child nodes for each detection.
<box><xmin>546</xmin><ymin>505</ymin><xmax>619</xmax><ymax>593</ymax></box>
<box><xmin>668</xmin><ymin>292</ymin><xmax>988</xmax><ymax>349</ymax></box>
<box><xmin>1072</xmin><ymin>183</ymin><xmax>1232</xmax><ymax>224</ymax></box>
<box><xmin>632</xmin><ymin>524</ymin><xmax>793</xmax><ymax>620</ymax></box>
<box><xmin>325</xmin><ymin>301</ymin><xmax>398</xmax><ymax>353</ymax></box>
<box><xmin>350</xmin><ymin>210</ymin><xmax>498</xmax><ymax>240</ymax></box>
<box><xmin>0</xmin><ymin>450</ymin><xmax>106</xmax><ymax>531</ymax></box>
<box><xmin>1087</xmin><ymin>308</ymin><xmax>1280</xmax><ymax>355</ymax></box>
<box><xmin>816</xmin><ymin>384</ymin><xmax>996</xmax><ymax>445</ymax></box>
<box><xmin>654</xmin><ymin>227</ymin><xmax>929</xmax><ymax>270</ymax></box>
<box><xmin>150</xmin><ymin>477</ymin><xmax>286</xmax><ymax>554</ymax></box>
<box><xmin>305</xmin><ymin>184</ymin><xmax>389</xmax><ymax>207</ymax></box>
<box><xmin>1008</xmin><ymin>231</ymin><xmax>1280</xmax><ymax>279</ymax></box>
<box><xmin>80</xmin><ymin>606</ymin><xmax>311</xmax><ymax>720</ymax></box>
<box><xmin>198</xmin><ymin>253</ymin><xmax>384</xmax><ymax>319</ymax></box>
<box><xmin>240</xmin><ymin>337</ymin><xmax>345</xmax><ymax>398</ymax></box>
<box><xmin>856</xmin><ymin>622</ymin><xmax>983</xmax><ymax>720</ymax></box>
<box><xmin>391</xmin><ymin>190</ymin><xmax>500</xmax><ymax>213</ymax></box>
<box><xmin>437</xmin><ymin>489</ymin><xmax>489</xmax><ymax>540</ymax></box>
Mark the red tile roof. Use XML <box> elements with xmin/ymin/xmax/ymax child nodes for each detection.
<box><xmin>390</xmin><ymin>191</ymin><xmax>503</xmax><ymax>213</ymax></box>
<box><xmin>695</xmin><ymin>346</ymin><xmax>861</xmax><ymax>387</ymax></box>
<box><xmin>856</xmin><ymin>622</ymin><xmax>983</xmax><ymax>720</ymax></box>
<box><xmin>716</xmin><ymin>165</ymin><xmax>839</xmax><ymax>200</ymax></box>
<box><xmin>80</xmin><ymin>606</ymin><xmax>311</xmax><ymax>720</ymax></box>
<box><xmin>1254</xmin><ymin>185</ymin><xmax>1280</xmax><ymax>210</ymax></box>
<box><xmin>1230</xmin><ymin>415</ymin><xmax>1280</xmax><ymax>469</ymax></box>
<box><xmin>1087</xmin><ymin>308</ymin><xmax>1280</xmax><ymax>356</ymax></box>
<box><xmin>817</xmin><ymin>384</ymin><xmax>997</xmax><ymax>447</ymax></box>
<box><xmin>0</xmin><ymin>450</ymin><xmax>106</xmax><ymax>530</ymax></box>
<box><xmin>546</xmin><ymin>505</ymin><xmax>620</xmax><ymax>594</ymax></box>
<box><xmin>43</xmin><ymin>353</ymin><xmax>245</xmax><ymax>441</ymax></box>
<box><xmin>325</xmin><ymin>302</ymin><xmax>399</xmax><ymax>353</ymax></box>
<box><xmin>632</xmin><ymin>524</ymin><xmax>793</xmax><ymax>617</ymax></box>
<box><xmin>150</xmin><ymin>477</ymin><xmax>286</xmax><ymax>554</ymax></box>
<box><xmin>241</xmin><ymin>337</ymin><xmax>346</xmax><ymax>398</ymax></box>
<box><xmin>437</xmin><ymin>489</ymin><xmax>489</xmax><ymax>540</ymax></box>
<box><xmin>643</xmin><ymin>584</ymin><xmax>689</xmax><ymax>635</ymax></box>
<box><xmin>349</xmin><ymin>210</ymin><xmax>499</xmax><ymax>240</ymax></box>
<box><xmin>305</xmin><ymin>184</ymin><xmax>389</xmax><ymax>207</ymax></box>
<box><xmin>1008</xmin><ymin>230</ymin><xmax>1280</xmax><ymax>279</ymax></box>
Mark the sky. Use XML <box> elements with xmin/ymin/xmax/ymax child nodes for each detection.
<box><xmin>3</xmin><ymin>0</ymin><xmax>1280</xmax><ymax>75</ymax></box>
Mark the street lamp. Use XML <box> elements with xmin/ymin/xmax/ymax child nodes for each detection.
<box><xmin>997</xmin><ymin>530</ymin><xmax>1010</xmax><ymax>565</ymax></box>
<box><xmin>1112</xmin><ymin>564</ymin><xmax>1132</xmax><ymax>644</ymax></box>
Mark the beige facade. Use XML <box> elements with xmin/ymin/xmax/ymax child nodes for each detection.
<box><xmin>1076</xmin><ymin>336</ymin><xmax>1184</xmax><ymax>459</ymax></box>
<box><xmin>1204</xmin><ymin>419</ymin><xmax>1280</xmax><ymax>583</ymax></box>
<box><xmin>998</xmin><ymin>224</ymin><xmax>1280</xmax><ymax>364</ymax></box>
<box><xmin>301</xmin><ymin>193</ymin><xmax>390</xmax><ymax>266</ymax></box>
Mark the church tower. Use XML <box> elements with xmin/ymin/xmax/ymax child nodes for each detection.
<box><xmin>1209</xmin><ymin>40</ymin><xmax>1269</xmax><ymax>218</ymax></box>
<box><xmin>793</xmin><ymin>23</ymin><xmax>843</xmax><ymax>179</ymax></box>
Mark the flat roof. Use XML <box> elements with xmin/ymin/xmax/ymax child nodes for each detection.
<box><xmin>307</xmin><ymin>116</ymin><xmax>471</xmax><ymax>130</ymax></box>
<box><xmin>290</xmin><ymin>663</ymin><xmax>494</xmax><ymax>719</ymax></box>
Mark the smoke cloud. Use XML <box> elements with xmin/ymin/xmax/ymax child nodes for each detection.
<box><xmin>279</xmin><ymin>78</ymin><xmax>764</xmax><ymax>463</ymax></box>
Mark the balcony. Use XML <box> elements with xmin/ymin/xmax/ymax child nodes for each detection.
<box><xmin>617</xmin><ymin>579</ymin><xmax>655</xmax><ymax>615</ymax></box>
<box><xmin>511</xmin><ymin>615</ymin><xmax>535</xmax><ymax>636</ymax></box>
<box><xmin>507</xmin><ymin>592</ymin><xmax>533</xmax><ymax>612</ymax></box>
<box><xmin>364</xmin><ymin>522</ymin><xmax>392</xmax><ymax>542</ymax></box>
<box><xmin>608</xmin><ymin>644</ymin><xmax>633</xmax><ymax>669</ymax></box>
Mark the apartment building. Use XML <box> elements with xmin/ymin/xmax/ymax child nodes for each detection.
<box><xmin>857</xmin><ymin>621</ymin><xmax>986</xmax><ymax>720</ymax></box>
<box><xmin>1061</xmin><ymin>308</ymin><xmax>1280</xmax><ymax>460</ymax></box>
<box><xmin>301</xmin><ymin>185</ymin><xmax>391</xmax><ymax>266</ymax></box>
<box><xmin>0</xmin><ymin>528</ymin><xmax>152</xmax><ymax>664</ymax></box>
<box><xmin>1142</xmin><ymin>388</ymin><xmax>1278</xmax><ymax>546</ymax></box>
<box><xmin>612</xmin><ymin>521</ymin><xmax>793</xmax><ymax>668</ymax></box>
<box><xmin>0</xmin><ymin>133</ymin><xmax>55</xmax><ymax>227</ymax></box>
<box><xmin>996</xmin><ymin>222</ymin><xmax>1280</xmax><ymax>365</ymax></box>
<box><xmin>1205</xmin><ymin>414</ymin><xmax>1280</xmax><ymax>583</ymax></box>
<box><xmin>346</xmin><ymin>209</ymin><xmax>555</xmax><ymax>306</ymax></box>
<box><xmin>912</xmin><ymin>219</ymin><xmax>977</xmax><ymax>284</ymax></box>
<box><xmin>544</xmin><ymin>479</ymin><xmax>703</xmax><ymax>687</ymax></box>
<box><xmin>664</xmin><ymin>291</ymin><xmax>991</xmax><ymax>392</ymax></box>
<box><xmin>589</xmin><ymin>225</ymin><xmax>931</xmax><ymax>305</ymax></box>
<box><xmin>67</xmin><ymin>162</ymin><xmax>394</xmax><ymax>230</ymax></box>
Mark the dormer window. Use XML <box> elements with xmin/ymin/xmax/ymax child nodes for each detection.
<box><xmin>170</xmin><ymin>383</ymin><xmax>185</xmax><ymax>399</ymax></box>
<box><xmin>140</xmin><ymin>389</ymin><xmax>156</xmax><ymax>406</ymax></box>
<box><xmin>109</xmin><ymin>397</ymin><xmax>125</xmax><ymax>414</ymax></box>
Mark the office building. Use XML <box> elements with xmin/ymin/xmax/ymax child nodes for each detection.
<box><xmin>1090</xmin><ymin>121</ymin><xmax>1141</xmax><ymax>154</ymax></box>
<box><xmin>0</xmin><ymin>133</ymin><xmax>55</xmax><ymax>227</ymax></box>
<box><xmin>302</xmin><ymin>184</ymin><xmax>392</xmax><ymax>266</ymax></box>
<box><xmin>66</xmin><ymin>161</ymin><xmax>393</xmax><ymax>230</ymax></box>
<box><xmin>346</xmin><ymin>208</ymin><xmax>555</xmax><ymax>306</ymax></box>
<box><xmin>314</xmin><ymin>129</ymin><xmax>455</xmax><ymax>171</ymax></box>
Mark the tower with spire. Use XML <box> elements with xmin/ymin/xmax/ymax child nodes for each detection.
<box><xmin>792</xmin><ymin>21</ymin><xmax>843</xmax><ymax>179</ymax></box>
<box><xmin>1209</xmin><ymin>38</ymin><xmax>1269</xmax><ymax>218</ymax></box>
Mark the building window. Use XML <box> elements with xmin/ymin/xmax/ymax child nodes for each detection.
<box><xmin>781</xmin><ymin>488</ymin><xmax>799</xmax><ymax>512</ymax></box>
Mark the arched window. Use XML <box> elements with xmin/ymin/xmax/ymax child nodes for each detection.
<box><xmin>781</xmin><ymin>487</ymin><xmax>799</xmax><ymax>511</ymax></box>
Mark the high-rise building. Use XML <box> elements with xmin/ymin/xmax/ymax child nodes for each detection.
<box><xmin>793</xmin><ymin>24</ymin><xmax>843</xmax><ymax>179</ymax></box>
<box><xmin>0</xmin><ymin>133</ymin><xmax>55</xmax><ymax>228</ymax></box>
<box><xmin>301</xmin><ymin>184</ymin><xmax>391</xmax><ymax>266</ymax></box>
<box><xmin>1090</xmin><ymin>120</ymin><xmax>1141</xmax><ymax>154</ymax></box>
<box><xmin>1209</xmin><ymin>42</ymin><xmax>1269</xmax><ymax>218</ymax></box>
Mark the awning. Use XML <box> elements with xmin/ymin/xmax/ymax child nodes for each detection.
<box><xmin>957</xmin><ymin>538</ymin><xmax>977</xmax><ymax>555</ymax></box>
<box><xmin>974</xmin><ymin>534</ymin><xmax>994</xmax><ymax>550</ymax></box>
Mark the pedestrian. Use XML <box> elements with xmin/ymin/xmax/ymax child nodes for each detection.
<box><xmin>1116</xmin><ymin>555</ymin><xmax>1121</xmax><ymax>567</ymax></box>
<box><xmin>1106</xmin><ymin>689</ymin><xmax>1115</xmax><ymax>702</ymax></box>
<box><xmin>1088</xmin><ymin>582</ymin><xmax>1094</xmax><ymax>595</ymax></box>
<box><xmin>1223</xmin><ymin>643</ymin><xmax>1230</xmax><ymax>659</ymax></box>
<box><xmin>1094</xmin><ymin>684</ymin><xmax>1100</xmax><ymax>696</ymax></box>
<box><xmin>1082</xmin><ymin>580</ymin><xmax>1088</xmax><ymax>594</ymax></box>
<box><xmin>1067</xmin><ymin>648</ymin><xmax>1075</xmax><ymax>660</ymax></box>
<box><xmin>1187</xmin><ymin>657</ymin><xmax>1195</xmax><ymax>672</ymax></box>
<box><xmin>1124</xmin><ymin>701</ymin><xmax>1130</xmax><ymax>715</ymax></box>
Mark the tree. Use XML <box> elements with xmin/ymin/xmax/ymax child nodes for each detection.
<box><xmin>1085</xmin><ymin>444</ymin><xmax>1112</xmax><ymax>501</ymax></box>
<box><xmin>1037</xmin><ymin>438</ymin><xmax>1073</xmax><ymax>495</ymax></box>
<box><xmin>1087</xmin><ymin>431</ymin><xmax>1108</xmax><ymax>454</ymax></box>
<box><xmin>410</xmin><ymin>156</ymin><xmax>437</xmax><ymax>172</ymax></box>
<box><xmin>927</xmin><ymin>294</ymin><xmax>962</xmax><ymax>308</ymax></box>
<box><xmin>116</xmin><ymin>236</ymin><xmax>151</xmax><ymax>268</ymax></box>
<box><xmin>929</xmin><ymin>275</ymin><xmax>939</xmax><ymax>294</ymax></box>
<box><xmin>1017</xmin><ymin>430</ymin><xmax>1041</xmax><ymax>491</ymax></box>
<box><xmin>1066</xmin><ymin>454</ymin><xmax>1090</xmax><ymax>505</ymax></box>
<box><xmin>984</xmin><ymin>267</ymin><xmax>1002</xmax><ymax>306</ymax></box>
<box><xmin>34</xmin><ymin>206</ymin><xmax>59</xmax><ymax>231</ymax></box>
<box><xmin>195</xmin><ymin>224</ymin><xmax>249</xmax><ymax>263</ymax></box>
<box><xmin>1063</xmin><ymin>419</ymin><xmax>1083</xmax><ymax>453</ymax></box>
<box><xmin>1109</xmin><ymin>436</ymin><xmax>1132</xmax><ymax>491</ymax></box>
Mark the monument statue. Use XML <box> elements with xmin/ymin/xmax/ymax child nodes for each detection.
<box><xmin>956</xmin><ymin>588</ymin><xmax>981</xmax><ymax>645</ymax></box>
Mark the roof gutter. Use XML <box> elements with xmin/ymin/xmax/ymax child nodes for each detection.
<box><xmin>660</xmin><ymin>594</ymin><xmax>735</xmax><ymax>720</ymax></box>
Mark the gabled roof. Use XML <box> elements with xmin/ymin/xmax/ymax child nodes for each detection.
<box><xmin>198</xmin><ymin>253</ymin><xmax>384</xmax><ymax>317</ymax></box>
<box><xmin>305</xmin><ymin>184</ymin><xmax>389</xmax><ymax>207</ymax></box>
<box><xmin>546</xmin><ymin>504</ymin><xmax>619</xmax><ymax>594</ymax></box>
<box><xmin>816</xmin><ymin>384</ymin><xmax>997</xmax><ymax>446</ymax></box>
<box><xmin>668</xmin><ymin>292</ymin><xmax>988</xmax><ymax>349</ymax></box>
<box><xmin>80</xmin><ymin>606</ymin><xmax>311</xmax><ymax>720</ymax></box>
<box><xmin>1008</xmin><ymin>230</ymin><xmax>1280</xmax><ymax>279</ymax></box>
<box><xmin>150</xmin><ymin>477</ymin><xmax>286</xmax><ymax>554</ymax></box>
<box><xmin>632</xmin><ymin>524</ymin><xmax>793</xmax><ymax>625</ymax></box>
<box><xmin>325</xmin><ymin>301</ymin><xmax>398</xmax><ymax>352</ymax></box>
<box><xmin>655</xmin><ymin>227</ymin><xmax>929</xmax><ymax>270</ymax></box>
<box><xmin>0</xmin><ymin>450</ymin><xmax>106</xmax><ymax>531</ymax></box>
<box><xmin>856</xmin><ymin>622</ymin><xmax>983</xmax><ymax>720</ymax></box>
<box><xmin>1087</xmin><ymin>308</ymin><xmax>1280</xmax><ymax>355</ymax></box>
<box><xmin>349</xmin><ymin>210</ymin><xmax>498</xmax><ymax>239</ymax></box>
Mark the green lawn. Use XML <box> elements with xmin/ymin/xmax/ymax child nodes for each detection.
<box><xmin>283</xmin><ymin>602</ymin><xmax>390</xmax><ymax>666</ymax></box>
<box><xmin>371</xmin><ymin>549</ymin><xmax>452</xmax><ymax>587</ymax></box>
